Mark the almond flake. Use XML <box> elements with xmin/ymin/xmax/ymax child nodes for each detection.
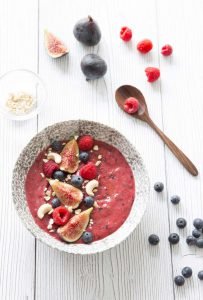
<box><xmin>44</xmin><ymin>196</ymin><xmax>50</xmax><ymax>201</ymax></box>
<box><xmin>40</xmin><ymin>173</ymin><xmax>45</xmax><ymax>178</ymax></box>
<box><xmin>93</xmin><ymin>145</ymin><xmax>99</xmax><ymax>151</ymax></box>
<box><xmin>52</xmin><ymin>192</ymin><xmax>56</xmax><ymax>196</ymax></box>
<box><xmin>93</xmin><ymin>201</ymin><xmax>99</xmax><ymax>208</ymax></box>
<box><xmin>95</xmin><ymin>161</ymin><xmax>101</xmax><ymax>167</ymax></box>
<box><xmin>74</xmin><ymin>135</ymin><xmax>79</xmax><ymax>140</ymax></box>
<box><xmin>62</xmin><ymin>142</ymin><xmax>66</xmax><ymax>145</ymax></box>
<box><xmin>75</xmin><ymin>209</ymin><xmax>81</xmax><ymax>215</ymax></box>
<box><xmin>65</xmin><ymin>206</ymin><xmax>73</xmax><ymax>213</ymax></box>
<box><xmin>43</xmin><ymin>159</ymin><xmax>48</xmax><ymax>163</ymax></box>
<box><xmin>44</xmin><ymin>187</ymin><xmax>47</xmax><ymax>192</ymax></box>
<box><xmin>49</xmin><ymin>229</ymin><xmax>55</xmax><ymax>233</ymax></box>
<box><xmin>47</xmin><ymin>224</ymin><xmax>52</xmax><ymax>230</ymax></box>
<box><xmin>98</xmin><ymin>155</ymin><xmax>102</xmax><ymax>160</ymax></box>
<box><xmin>45</xmin><ymin>190</ymin><xmax>51</xmax><ymax>196</ymax></box>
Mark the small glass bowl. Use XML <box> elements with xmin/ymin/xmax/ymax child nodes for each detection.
<box><xmin>0</xmin><ymin>69</ymin><xmax>47</xmax><ymax>121</ymax></box>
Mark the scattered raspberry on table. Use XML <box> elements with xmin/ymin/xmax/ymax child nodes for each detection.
<box><xmin>161</xmin><ymin>44</ymin><xmax>173</xmax><ymax>56</ymax></box>
<box><xmin>137</xmin><ymin>39</ymin><xmax>153</xmax><ymax>53</ymax></box>
<box><xmin>120</xmin><ymin>26</ymin><xmax>132</xmax><ymax>42</ymax></box>
<box><xmin>145</xmin><ymin>67</ymin><xmax>160</xmax><ymax>82</ymax></box>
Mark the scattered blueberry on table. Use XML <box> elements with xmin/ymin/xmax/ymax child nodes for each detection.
<box><xmin>192</xmin><ymin>229</ymin><xmax>201</xmax><ymax>238</ymax></box>
<box><xmin>198</xmin><ymin>271</ymin><xmax>203</xmax><ymax>280</ymax></box>
<box><xmin>196</xmin><ymin>239</ymin><xmax>203</xmax><ymax>248</ymax></box>
<box><xmin>148</xmin><ymin>234</ymin><xmax>160</xmax><ymax>245</ymax></box>
<box><xmin>168</xmin><ymin>233</ymin><xmax>180</xmax><ymax>244</ymax></box>
<box><xmin>170</xmin><ymin>195</ymin><xmax>180</xmax><ymax>205</ymax></box>
<box><xmin>181</xmin><ymin>267</ymin><xmax>193</xmax><ymax>278</ymax></box>
<box><xmin>176</xmin><ymin>218</ymin><xmax>187</xmax><ymax>229</ymax></box>
<box><xmin>174</xmin><ymin>275</ymin><xmax>185</xmax><ymax>286</ymax></box>
<box><xmin>193</xmin><ymin>218</ymin><xmax>203</xmax><ymax>230</ymax></box>
<box><xmin>154</xmin><ymin>182</ymin><xmax>164</xmax><ymax>192</ymax></box>
<box><xmin>186</xmin><ymin>235</ymin><xmax>197</xmax><ymax>246</ymax></box>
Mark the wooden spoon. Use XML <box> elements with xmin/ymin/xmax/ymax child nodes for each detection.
<box><xmin>115</xmin><ymin>85</ymin><xmax>198</xmax><ymax>176</ymax></box>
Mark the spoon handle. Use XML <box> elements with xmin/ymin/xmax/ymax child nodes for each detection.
<box><xmin>146</xmin><ymin>116</ymin><xmax>198</xmax><ymax>176</ymax></box>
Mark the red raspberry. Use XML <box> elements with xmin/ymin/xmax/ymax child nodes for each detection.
<box><xmin>137</xmin><ymin>39</ymin><xmax>153</xmax><ymax>54</ymax></box>
<box><xmin>120</xmin><ymin>26</ymin><xmax>132</xmax><ymax>42</ymax></box>
<box><xmin>53</xmin><ymin>206</ymin><xmax>71</xmax><ymax>226</ymax></box>
<box><xmin>78</xmin><ymin>135</ymin><xmax>94</xmax><ymax>151</ymax></box>
<box><xmin>42</xmin><ymin>160</ymin><xmax>59</xmax><ymax>178</ymax></box>
<box><xmin>80</xmin><ymin>162</ymin><xmax>97</xmax><ymax>180</ymax></box>
<box><xmin>124</xmin><ymin>97</ymin><xmax>139</xmax><ymax>114</ymax></box>
<box><xmin>145</xmin><ymin>67</ymin><xmax>160</xmax><ymax>82</ymax></box>
<box><xmin>161</xmin><ymin>44</ymin><xmax>173</xmax><ymax>56</ymax></box>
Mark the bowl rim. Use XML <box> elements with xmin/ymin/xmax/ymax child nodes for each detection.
<box><xmin>0</xmin><ymin>68</ymin><xmax>47</xmax><ymax>121</ymax></box>
<box><xmin>12</xmin><ymin>120</ymin><xmax>150</xmax><ymax>254</ymax></box>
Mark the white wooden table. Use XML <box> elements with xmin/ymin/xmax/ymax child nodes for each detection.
<box><xmin>1</xmin><ymin>0</ymin><xmax>203</xmax><ymax>299</ymax></box>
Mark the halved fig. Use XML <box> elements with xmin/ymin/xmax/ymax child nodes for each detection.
<box><xmin>49</xmin><ymin>179</ymin><xmax>83</xmax><ymax>209</ymax></box>
<box><xmin>60</xmin><ymin>139</ymin><xmax>79</xmax><ymax>173</ymax></box>
<box><xmin>44</xmin><ymin>30</ymin><xmax>68</xmax><ymax>58</ymax></box>
<box><xmin>57</xmin><ymin>208</ymin><xmax>93</xmax><ymax>242</ymax></box>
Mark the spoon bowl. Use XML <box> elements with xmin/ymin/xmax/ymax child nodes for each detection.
<box><xmin>115</xmin><ymin>84</ymin><xmax>198</xmax><ymax>176</ymax></box>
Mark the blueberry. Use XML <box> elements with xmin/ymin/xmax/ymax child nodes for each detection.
<box><xmin>71</xmin><ymin>175</ymin><xmax>83</xmax><ymax>187</ymax></box>
<box><xmin>176</xmin><ymin>218</ymin><xmax>187</xmax><ymax>229</ymax></box>
<box><xmin>84</xmin><ymin>196</ymin><xmax>94</xmax><ymax>207</ymax></box>
<box><xmin>51</xmin><ymin>198</ymin><xmax>61</xmax><ymax>208</ymax></box>
<box><xmin>193</xmin><ymin>218</ymin><xmax>203</xmax><ymax>230</ymax></box>
<box><xmin>82</xmin><ymin>231</ymin><xmax>93</xmax><ymax>244</ymax></box>
<box><xmin>52</xmin><ymin>170</ymin><xmax>66</xmax><ymax>181</ymax></box>
<box><xmin>196</xmin><ymin>238</ymin><xmax>203</xmax><ymax>248</ymax></box>
<box><xmin>181</xmin><ymin>267</ymin><xmax>192</xmax><ymax>278</ymax></box>
<box><xmin>168</xmin><ymin>233</ymin><xmax>180</xmax><ymax>244</ymax></box>
<box><xmin>170</xmin><ymin>195</ymin><xmax>180</xmax><ymax>205</ymax></box>
<box><xmin>186</xmin><ymin>235</ymin><xmax>197</xmax><ymax>246</ymax></box>
<box><xmin>192</xmin><ymin>229</ymin><xmax>201</xmax><ymax>238</ymax></box>
<box><xmin>148</xmin><ymin>234</ymin><xmax>160</xmax><ymax>245</ymax></box>
<box><xmin>174</xmin><ymin>275</ymin><xmax>185</xmax><ymax>286</ymax></box>
<box><xmin>154</xmin><ymin>182</ymin><xmax>164</xmax><ymax>192</ymax></box>
<box><xmin>79</xmin><ymin>151</ymin><xmax>89</xmax><ymax>163</ymax></box>
<box><xmin>198</xmin><ymin>270</ymin><xmax>203</xmax><ymax>280</ymax></box>
<box><xmin>51</xmin><ymin>140</ymin><xmax>63</xmax><ymax>152</ymax></box>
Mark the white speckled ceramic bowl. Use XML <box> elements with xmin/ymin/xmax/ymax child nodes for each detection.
<box><xmin>12</xmin><ymin>120</ymin><xmax>149</xmax><ymax>254</ymax></box>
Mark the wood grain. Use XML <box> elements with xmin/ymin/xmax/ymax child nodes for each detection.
<box><xmin>1</xmin><ymin>0</ymin><xmax>203</xmax><ymax>299</ymax></box>
<box><xmin>0</xmin><ymin>1</ymin><xmax>38</xmax><ymax>299</ymax></box>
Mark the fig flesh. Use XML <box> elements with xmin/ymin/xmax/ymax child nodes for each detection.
<box><xmin>57</xmin><ymin>208</ymin><xmax>93</xmax><ymax>242</ymax></box>
<box><xmin>81</xmin><ymin>54</ymin><xmax>107</xmax><ymax>80</ymax></box>
<box><xmin>49</xmin><ymin>179</ymin><xmax>83</xmax><ymax>209</ymax></box>
<box><xmin>44</xmin><ymin>30</ymin><xmax>68</xmax><ymax>58</ymax></box>
<box><xmin>60</xmin><ymin>139</ymin><xmax>79</xmax><ymax>173</ymax></box>
<box><xmin>73</xmin><ymin>16</ymin><xmax>101</xmax><ymax>46</ymax></box>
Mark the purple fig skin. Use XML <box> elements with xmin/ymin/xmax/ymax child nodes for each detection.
<box><xmin>81</xmin><ymin>54</ymin><xmax>107</xmax><ymax>80</ymax></box>
<box><xmin>73</xmin><ymin>16</ymin><xmax>101</xmax><ymax>46</ymax></box>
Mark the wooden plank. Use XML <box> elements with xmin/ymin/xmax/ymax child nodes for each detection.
<box><xmin>36</xmin><ymin>0</ymin><xmax>174</xmax><ymax>299</ymax></box>
<box><xmin>0</xmin><ymin>0</ymin><xmax>38</xmax><ymax>299</ymax></box>
<box><xmin>157</xmin><ymin>0</ymin><xmax>203</xmax><ymax>299</ymax></box>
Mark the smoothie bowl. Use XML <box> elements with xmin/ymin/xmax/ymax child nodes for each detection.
<box><xmin>12</xmin><ymin>120</ymin><xmax>149</xmax><ymax>254</ymax></box>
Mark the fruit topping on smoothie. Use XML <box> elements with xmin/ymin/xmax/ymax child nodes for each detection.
<box><xmin>25</xmin><ymin>135</ymin><xmax>135</xmax><ymax>244</ymax></box>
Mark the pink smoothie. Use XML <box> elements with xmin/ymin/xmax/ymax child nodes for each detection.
<box><xmin>25</xmin><ymin>140</ymin><xmax>135</xmax><ymax>243</ymax></box>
